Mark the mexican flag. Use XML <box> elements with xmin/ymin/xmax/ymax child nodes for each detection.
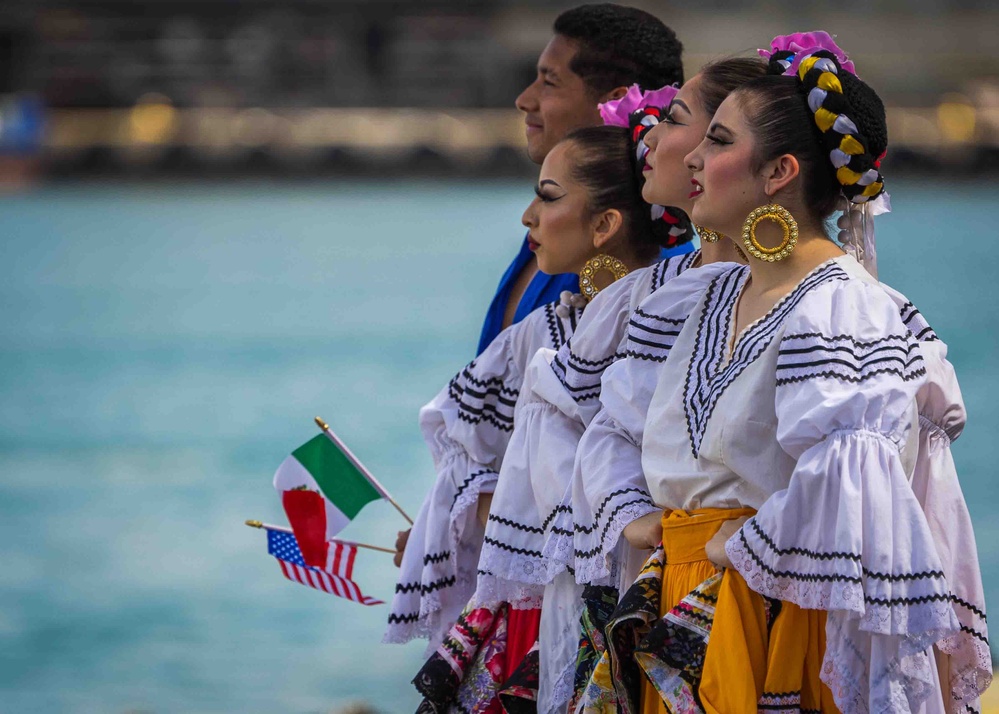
<box><xmin>273</xmin><ymin>434</ymin><xmax>382</xmax><ymax>567</ymax></box>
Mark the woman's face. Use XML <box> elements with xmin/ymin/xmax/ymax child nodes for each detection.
<box><xmin>683</xmin><ymin>93</ymin><xmax>765</xmax><ymax>239</ymax></box>
<box><xmin>641</xmin><ymin>74</ymin><xmax>711</xmax><ymax>213</ymax></box>
<box><xmin>521</xmin><ymin>140</ymin><xmax>597</xmax><ymax>275</ymax></box>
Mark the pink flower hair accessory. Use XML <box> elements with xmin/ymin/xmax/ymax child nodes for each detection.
<box><xmin>759</xmin><ymin>31</ymin><xmax>856</xmax><ymax>77</ymax></box>
<box><xmin>598</xmin><ymin>83</ymin><xmax>679</xmax><ymax>127</ymax></box>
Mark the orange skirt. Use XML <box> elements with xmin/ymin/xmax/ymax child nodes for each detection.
<box><xmin>640</xmin><ymin>508</ymin><xmax>838</xmax><ymax>714</ymax></box>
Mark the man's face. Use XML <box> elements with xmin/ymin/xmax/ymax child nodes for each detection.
<box><xmin>515</xmin><ymin>35</ymin><xmax>604</xmax><ymax>164</ymax></box>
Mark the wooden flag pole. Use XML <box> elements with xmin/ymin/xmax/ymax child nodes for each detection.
<box><xmin>314</xmin><ymin>416</ymin><xmax>413</xmax><ymax>525</ymax></box>
<box><xmin>245</xmin><ymin>519</ymin><xmax>396</xmax><ymax>554</ymax></box>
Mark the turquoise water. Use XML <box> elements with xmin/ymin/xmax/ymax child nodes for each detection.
<box><xmin>0</xmin><ymin>180</ymin><xmax>996</xmax><ymax>713</ymax></box>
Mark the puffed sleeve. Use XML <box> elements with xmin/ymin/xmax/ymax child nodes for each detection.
<box><xmin>385</xmin><ymin>300</ymin><xmax>579</xmax><ymax>649</ymax></box>
<box><xmin>476</xmin><ymin>258</ymin><xmax>712</xmax><ymax>601</ymax></box>
<box><xmin>724</xmin><ymin>278</ymin><xmax>971</xmax><ymax>713</ymax></box>
<box><xmin>572</xmin><ymin>263</ymin><xmax>734</xmax><ymax>585</ymax></box>
<box><xmin>884</xmin><ymin>287</ymin><xmax>990</xmax><ymax>708</ymax></box>
<box><xmin>475</xmin><ymin>270</ymin><xmax>653</xmax><ymax>606</ymax></box>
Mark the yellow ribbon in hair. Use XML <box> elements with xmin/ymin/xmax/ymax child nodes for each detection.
<box><xmin>797</xmin><ymin>55</ymin><xmax>821</xmax><ymax>79</ymax></box>
<box><xmin>861</xmin><ymin>181</ymin><xmax>884</xmax><ymax>197</ymax></box>
<box><xmin>817</xmin><ymin>72</ymin><xmax>843</xmax><ymax>94</ymax></box>
<box><xmin>814</xmin><ymin>107</ymin><xmax>839</xmax><ymax>133</ymax></box>
<box><xmin>837</xmin><ymin>166</ymin><xmax>863</xmax><ymax>185</ymax></box>
<box><xmin>839</xmin><ymin>135</ymin><xmax>865</xmax><ymax>156</ymax></box>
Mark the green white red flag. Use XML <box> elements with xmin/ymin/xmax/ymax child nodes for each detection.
<box><xmin>273</xmin><ymin>434</ymin><xmax>382</xmax><ymax>567</ymax></box>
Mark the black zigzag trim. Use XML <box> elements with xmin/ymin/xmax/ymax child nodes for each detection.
<box><xmin>449</xmin><ymin>365</ymin><xmax>518</xmax><ymax>393</ymax></box>
<box><xmin>541</xmin><ymin>503</ymin><xmax>571</xmax><ymax>531</ymax></box>
<box><xmin>783</xmin><ymin>331</ymin><xmax>912</xmax><ymax>349</ymax></box>
<box><xmin>394</xmin><ymin>580</ymin><xmax>420</xmax><ymax>594</ymax></box>
<box><xmin>899</xmin><ymin>301</ymin><xmax>940</xmax><ymax>343</ymax></box>
<box><xmin>775</xmin><ymin>365</ymin><xmax>926</xmax><ymax>387</ymax></box>
<box><xmin>952</xmin><ymin>596</ymin><xmax>988</xmax><ymax>622</ymax></box>
<box><xmin>575</xmin><ymin>498</ymin><xmax>656</xmax><ymax>558</ymax></box>
<box><xmin>542</xmin><ymin>301</ymin><xmax>567</xmax><ymax>347</ymax></box>
<box><xmin>450</xmin><ymin>469</ymin><xmax>495</xmax><ymax>511</ymax></box>
<box><xmin>749</xmin><ymin>518</ymin><xmax>950</xmax><ymax>582</ymax></box>
<box><xmin>575</xmin><ymin>488</ymin><xmax>651</xmax><ymax>535</ymax></box>
<box><xmin>387</xmin><ymin>612</ymin><xmax>420</xmax><ymax>624</ymax></box>
<box><xmin>737</xmin><ymin>527</ymin><xmax>862</xmax><ymax>585</ymax></box>
<box><xmin>776</xmin><ymin>332</ymin><xmax>924</xmax><ymax>385</ymax></box>
<box><xmin>395</xmin><ymin>575</ymin><xmax>457</xmax><ymax>596</ymax></box>
<box><xmin>748</xmin><ymin>518</ymin><xmax>860</xmax><ymax>562</ymax></box>
<box><xmin>560</xmin><ymin>350</ymin><xmax>617</xmax><ymax>373</ymax></box>
<box><xmin>455</xmin><ymin>410</ymin><xmax>513</xmax><ymax>432</ymax></box>
<box><xmin>487</xmin><ymin>513</ymin><xmax>543</xmax><ymax>534</ymax></box>
<box><xmin>960</xmin><ymin>623</ymin><xmax>990</xmax><ymax>645</ymax></box>
<box><xmin>684</xmin><ymin>263</ymin><xmax>849</xmax><ymax>457</ymax></box>
<box><xmin>632</xmin><ymin>306</ymin><xmax>688</xmax><ymax>325</ymax></box>
<box><xmin>420</xmin><ymin>575</ymin><xmax>457</xmax><ymax>595</ymax></box>
<box><xmin>624</xmin><ymin>349</ymin><xmax>671</xmax><ymax>363</ymax></box>
<box><xmin>482</xmin><ymin>535</ymin><xmax>543</xmax><ymax>558</ymax></box>
<box><xmin>649</xmin><ymin>259</ymin><xmax>664</xmax><ymax>291</ymax></box>
<box><xmin>758</xmin><ymin>689</ymin><xmax>801</xmax><ymax>710</ymax></box>
<box><xmin>423</xmin><ymin>550</ymin><xmax>450</xmax><ymax>566</ymax></box>
<box><xmin>740</xmin><ymin>528</ymin><xmax>966</xmax><ymax>607</ymax></box>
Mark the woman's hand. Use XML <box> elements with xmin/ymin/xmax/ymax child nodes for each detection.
<box><xmin>622</xmin><ymin>510</ymin><xmax>664</xmax><ymax>550</ymax></box>
<box><xmin>704</xmin><ymin>516</ymin><xmax>749</xmax><ymax>569</ymax></box>
<box><xmin>393</xmin><ymin>528</ymin><xmax>410</xmax><ymax>568</ymax></box>
<box><xmin>476</xmin><ymin>493</ymin><xmax>494</xmax><ymax>527</ymax></box>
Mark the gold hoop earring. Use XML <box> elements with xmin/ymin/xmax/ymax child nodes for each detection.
<box><xmin>579</xmin><ymin>254</ymin><xmax>629</xmax><ymax>302</ymax></box>
<box><xmin>742</xmin><ymin>204</ymin><xmax>798</xmax><ymax>262</ymax></box>
<box><xmin>695</xmin><ymin>225</ymin><xmax>721</xmax><ymax>243</ymax></box>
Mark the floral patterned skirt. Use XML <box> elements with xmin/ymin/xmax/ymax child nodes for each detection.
<box><xmin>573</xmin><ymin>508</ymin><xmax>838</xmax><ymax>714</ymax></box>
<box><xmin>413</xmin><ymin>602</ymin><xmax>541</xmax><ymax>713</ymax></box>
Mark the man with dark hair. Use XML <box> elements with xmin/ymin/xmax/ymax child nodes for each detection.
<box><xmin>395</xmin><ymin>3</ymin><xmax>687</xmax><ymax>568</ymax></box>
<box><xmin>475</xmin><ymin>3</ymin><xmax>688</xmax><ymax>354</ymax></box>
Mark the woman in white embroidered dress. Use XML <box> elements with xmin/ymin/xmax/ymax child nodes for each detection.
<box><xmin>571</xmin><ymin>41</ymin><xmax>990</xmax><ymax>714</ymax></box>
<box><xmin>389</xmin><ymin>117</ymin><xmax>702</xmax><ymax>706</ymax></box>
<box><xmin>472</xmin><ymin>58</ymin><xmax>767</xmax><ymax>714</ymax></box>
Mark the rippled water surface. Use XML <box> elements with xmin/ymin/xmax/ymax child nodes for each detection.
<box><xmin>0</xmin><ymin>179</ymin><xmax>996</xmax><ymax>712</ymax></box>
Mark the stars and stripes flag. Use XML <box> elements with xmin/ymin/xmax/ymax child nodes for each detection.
<box><xmin>266</xmin><ymin>526</ymin><xmax>383</xmax><ymax>606</ymax></box>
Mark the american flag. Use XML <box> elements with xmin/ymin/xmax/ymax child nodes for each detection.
<box><xmin>266</xmin><ymin>528</ymin><xmax>383</xmax><ymax>606</ymax></box>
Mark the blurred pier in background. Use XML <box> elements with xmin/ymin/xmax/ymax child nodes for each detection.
<box><xmin>0</xmin><ymin>0</ymin><xmax>997</xmax><ymax>181</ymax></box>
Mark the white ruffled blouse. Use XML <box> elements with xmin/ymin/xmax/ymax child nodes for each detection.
<box><xmin>384</xmin><ymin>298</ymin><xmax>582</xmax><ymax>649</ymax></box>
<box><xmin>474</xmin><ymin>251</ymin><xmax>703</xmax><ymax>606</ymax></box>
<box><xmin>587</xmin><ymin>254</ymin><xmax>989</xmax><ymax>712</ymax></box>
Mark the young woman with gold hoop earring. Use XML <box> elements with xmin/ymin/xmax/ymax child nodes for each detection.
<box><xmin>567</xmin><ymin>34</ymin><xmax>989</xmax><ymax>713</ymax></box>
<box><xmin>469</xmin><ymin>59</ymin><xmax>767</xmax><ymax>712</ymax></box>
<box><xmin>389</xmin><ymin>89</ymin><xmax>708</xmax><ymax>707</ymax></box>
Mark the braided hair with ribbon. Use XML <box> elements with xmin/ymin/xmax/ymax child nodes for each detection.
<box><xmin>598</xmin><ymin>84</ymin><xmax>694</xmax><ymax>250</ymax></box>
<box><xmin>740</xmin><ymin>34</ymin><xmax>890</xmax><ymax>274</ymax></box>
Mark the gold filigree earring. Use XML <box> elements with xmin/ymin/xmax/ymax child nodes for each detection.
<box><xmin>742</xmin><ymin>204</ymin><xmax>798</xmax><ymax>262</ymax></box>
<box><xmin>695</xmin><ymin>225</ymin><xmax>721</xmax><ymax>243</ymax></box>
<box><xmin>579</xmin><ymin>254</ymin><xmax>629</xmax><ymax>302</ymax></box>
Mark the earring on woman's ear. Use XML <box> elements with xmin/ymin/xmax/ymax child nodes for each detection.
<box><xmin>579</xmin><ymin>254</ymin><xmax>629</xmax><ymax>302</ymax></box>
<box><xmin>742</xmin><ymin>203</ymin><xmax>798</xmax><ymax>262</ymax></box>
<box><xmin>695</xmin><ymin>225</ymin><xmax>721</xmax><ymax>243</ymax></box>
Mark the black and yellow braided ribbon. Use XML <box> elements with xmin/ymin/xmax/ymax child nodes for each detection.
<box><xmin>796</xmin><ymin>50</ymin><xmax>885</xmax><ymax>204</ymax></box>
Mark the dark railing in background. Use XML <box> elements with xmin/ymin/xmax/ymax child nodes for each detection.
<box><xmin>1</xmin><ymin>0</ymin><xmax>997</xmax><ymax>179</ymax></box>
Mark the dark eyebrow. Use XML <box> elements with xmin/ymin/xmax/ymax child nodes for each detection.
<box><xmin>539</xmin><ymin>179</ymin><xmax>563</xmax><ymax>188</ymax></box>
<box><xmin>707</xmin><ymin>122</ymin><xmax>734</xmax><ymax>139</ymax></box>
<box><xmin>538</xmin><ymin>65</ymin><xmax>559</xmax><ymax>79</ymax></box>
<box><xmin>669</xmin><ymin>98</ymin><xmax>690</xmax><ymax>115</ymax></box>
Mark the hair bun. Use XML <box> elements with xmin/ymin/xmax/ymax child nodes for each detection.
<box><xmin>797</xmin><ymin>51</ymin><xmax>887</xmax><ymax>204</ymax></box>
<box><xmin>766</xmin><ymin>50</ymin><xmax>796</xmax><ymax>76</ymax></box>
